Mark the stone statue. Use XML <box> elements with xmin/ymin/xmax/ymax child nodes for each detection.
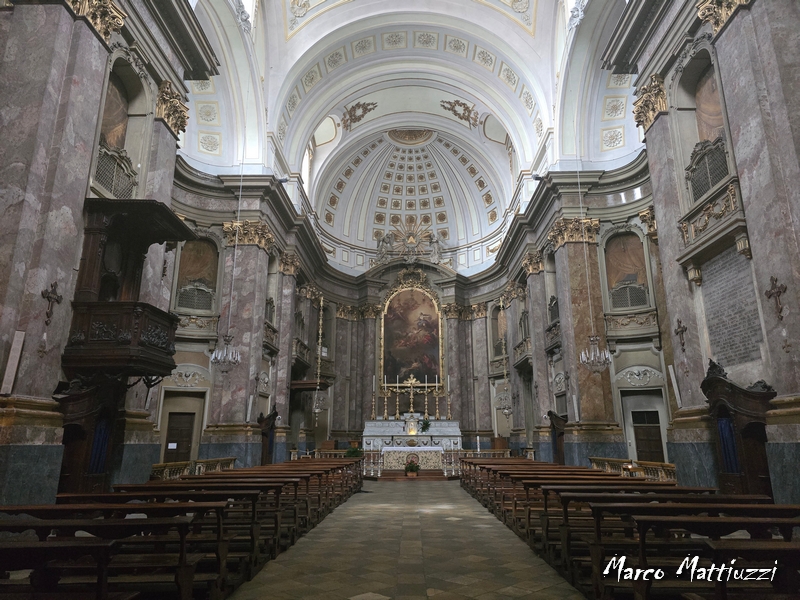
<box><xmin>428</xmin><ymin>233</ymin><xmax>442</xmax><ymax>264</ymax></box>
<box><xmin>376</xmin><ymin>232</ymin><xmax>394</xmax><ymax>264</ymax></box>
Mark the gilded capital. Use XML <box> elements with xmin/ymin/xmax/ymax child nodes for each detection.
<box><xmin>336</xmin><ymin>305</ymin><xmax>359</xmax><ymax>320</ymax></box>
<box><xmin>360</xmin><ymin>304</ymin><xmax>381</xmax><ymax>320</ymax></box>
<box><xmin>547</xmin><ymin>217</ymin><xmax>601</xmax><ymax>250</ymax></box>
<box><xmin>443</xmin><ymin>303</ymin><xmax>463</xmax><ymax>320</ymax></box>
<box><xmin>222</xmin><ymin>219</ymin><xmax>275</xmax><ymax>251</ymax></box>
<box><xmin>156</xmin><ymin>80</ymin><xmax>189</xmax><ymax>136</ymax></box>
<box><xmin>638</xmin><ymin>206</ymin><xmax>658</xmax><ymax>242</ymax></box>
<box><xmin>71</xmin><ymin>0</ymin><xmax>127</xmax><ymax>42</ymax></box>
<box><xmin>297</xmin><ymin>283</ymin><xmax>322</xmax><ymax>301</ymax></box>
<box><xmin>696</xmin><ymin>0</ymin><xmax>748</xmax><ymax>34</ymax></box>
<box><xmin>279</xmin><ymin>252</ymin><xmax>302</xmax><ymax>276</ymax></box>
<box><xmin>632</xmin><ymin>74</ymin><xmax>667</xmax><ymax>131</ymax></box>
<box><xmin>500</xmin><ymin>280</ymin><xmax>527</xmax><ymax>305</ymax></box>
<box><xmin>471</xmin><ymin>302</ymin><xmax>488</xmax><ymax>319</ymax></box>
<box><xmin>521</xmin><ymin>250</ymin><xmax>543</xmax><ymax>275</ymax></box>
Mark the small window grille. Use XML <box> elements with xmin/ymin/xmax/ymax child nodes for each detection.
<box><xmin>611</xmin><ymin>283</ymin><xmax>649</xmax><ymax>309</ymax></box>
<box><xmin>548</xmin><ymin>296</ymin><xmax>559</xmax><ymax>324</ymax></box>
<box><xmin>95</xmin><ymin>137</ymin><xmax>138</xmax><ymax>199</ymax></box>
<box><xmin>686</xmin><ymin>138</ymin><xmax>728</xmax><ymax>202</ymax></box>
<box><xmin>177</xmin><ymin>284</ymin><xmax>214</xmax><ymax>311</ymax></box>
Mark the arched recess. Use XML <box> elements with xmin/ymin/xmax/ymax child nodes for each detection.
<box><xmin>556</xmin><ymin>0</ymin><xmax>642</xmax><ymax>168</ymax></box>
<box><xmin>90</xmin><ymin>50</ymin><xmax>156</xmax><ymax>199</ymax></box>
<box><xmin>186</xmin><ymin>0</ymin><xmax>264</xmax><ymax>167</ymax></box>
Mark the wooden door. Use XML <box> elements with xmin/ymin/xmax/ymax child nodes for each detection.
<box><xmin>163</xmin><ymin>412</ymin><xmax>195</xmax><ymax>463</ymax></box>
<box><xmin>631</xmin><ymin>410</ymin><xmax>665</xmax><ymax>462</ymax></box>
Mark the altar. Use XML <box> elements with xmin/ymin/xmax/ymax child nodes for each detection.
<box><xmin>381</xmin><ymin>446</ymin><xmax>444</xmax><ymax>470</ymax></box>
<box><xmin>362</xmin><ymin>413</ymin><xmax>462</xmax><ymax>452</ymax></box>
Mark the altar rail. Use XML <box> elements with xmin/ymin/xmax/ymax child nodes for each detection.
<box><xmin>589</xmin><ymin>456</ymin><xmax>677</xmax><ymax>482</ymax></box>
<box><xmin>149</xmin><ymin>456</ymin><xmax>237</xmax><ymax>480</ymax></box>
<box><xmin>358</xmin><ymin>449</ymin><xmax>534</xmax><ymax>477</ymax></box>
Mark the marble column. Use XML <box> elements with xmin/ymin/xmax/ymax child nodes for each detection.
<box><xmin>444</xmin><ymin>310</ymin><xmax>463</xmax><ymax>427</ymax></box>
<box><xmin>645</xmin><ymin>114</ymin><xmax>718</xmax><ymax>486</ymax></box>
<box><xmin>360</xmin><ymin>306</ymin><xmax>379</xmax><ymax>429</ymax></box>
<box><xmin>331</xmin><ymin>307</ymin><xmax>354</xmax><ymax>437</ymax></box>
<box><xmin>470</xmin><ymin>303</ymin><xmax>491</xmax><ymax>437</ymax></box>
<box><xmin>524</xmin><ymin>254</ymin><xmax>554</xmax><ymax>460</ymax></box>
<box><xmin>553</xmin><ymin>226</ymin><xmax>624</xmax><ymax>466</ymax></box>
<box><xmin>0</xmin><ymin>5</ymin><xmax>108</xmax><ymax>503</ymax></box>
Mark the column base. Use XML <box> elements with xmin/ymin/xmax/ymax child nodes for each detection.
<box><xmin>766</xmin><ymin>395</ymin><xmax>800</xmax><ymax>503</ymax></box>
<box><xmin>108</xmin><ymin>409</ymin><xmax>160</xmax><ymax>487</ymax></box>
<box><xmin>666</xmin><ymin>405</ymin><xmax>719</xmax><ymax>488</ymax></box>
<box><xmin>563</xmin><ymin>421</ymin><xmax>626</xmax><ymax>467</ymax></box>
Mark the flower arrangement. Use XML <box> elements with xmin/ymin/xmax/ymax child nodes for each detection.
<box><xmin>404</xmin><ymin>458</ymin><xmax>421</xmax><ymax>473</ymax></box>
<box><xmin>420</xmin><ymin>418</ymin><xmax>431</xmax><ymax>433</ymax></box>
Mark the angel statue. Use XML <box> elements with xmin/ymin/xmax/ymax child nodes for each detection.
<box><xmin>376</xmin><ymin>232</ymin><xmax>394</xmax><ymax>264</ymax></box>
<box><xmin>428</xmin><ymin>233</ymin><xmax>443</xmax><ymax>264</ymax></box>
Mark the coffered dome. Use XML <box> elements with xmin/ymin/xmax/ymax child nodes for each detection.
<box><xmin>314</xmin><ymin>127</ymin><xmax>510</xmax><ymax>273</ymax></box>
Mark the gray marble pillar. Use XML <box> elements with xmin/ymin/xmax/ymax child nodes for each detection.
<box><xmin>470</xmin><ymin>304</ymin><xmax>491</xmax><ymax>433</ymax></box>
<box><xmin>271</xmin><ymin>254</ymin><xmax>299</xmax><ymax>422</ymax></box>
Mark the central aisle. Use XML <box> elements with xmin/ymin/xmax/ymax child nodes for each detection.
<box><xmin>229</xmin><ymin>480</ymin><xmax>583</xmax><ymax>600</ymax></box>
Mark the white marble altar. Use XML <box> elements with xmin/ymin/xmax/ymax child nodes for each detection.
<box><xmin>362</xmin><ymin>413</ymin><xmax>462</xmax><ymax>451</ymax></box>
<box><xmin>381</xmin><ymin>446</ymin><xmax>444</xmax><ymax>470</ymax></box>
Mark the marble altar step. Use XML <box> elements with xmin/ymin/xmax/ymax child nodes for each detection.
<box><xmin>364</xmin><ymin>470</ymin><xmax>460</xmax><ymax>481</ymax></box>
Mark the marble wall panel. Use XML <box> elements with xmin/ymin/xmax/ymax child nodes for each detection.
<box><xmin>645</xmin><ymin>116</ymin><xmax>707</xmax><ymax>407</ymax></box>
<box><xmin>666</xmin><ymin>441</ymin><xmax>719</xmax><ymax>488</ymax></box>
<box><xmin>273</xmin><ymin>270</ymin><xmax>297</xmax><ymax>419</ymax></box>
<box><xmin>332</xmin><ymin>315</ymin><xmax>350</xmax><ymax>431</ymax></box>
<box><xmin>0</xmin><ymin>7</ymin><xmax>106</xmax><ymax>398</ymax></box>
<box><xmin>564</xmin><ymin>441</ymin><xmax>626</xmax><ymax>468</ymax></box>
<box><xmin>108</xmin><ymin>443</ymin><xmax>160</xmax><ymax>486</ymax></box>
<box><xmin>471</xmin><ymin>314</ymin><xmax>491</xmax><ymax>431</ymax></box>
<box><xmin>766</xmin><ymin>441</ymin><xmax>800</xmax><ymax>504</ymax></box>
<box><xmin>0</xmin><ymin>444</ymin><xmax>63</xmax><ymax>504</ymax></box>
<box><xmin>198</xmin><ymin>442</ymin><xmax>262</xmax><ymax>468</ymax></box>
<box><xmin>715</xmin><ymin>3</ymin><xmax>800</xmax><ymax>393</ymax></box>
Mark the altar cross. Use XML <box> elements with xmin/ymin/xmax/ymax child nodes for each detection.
<box><xmin>41</xmin><ymin>281</ymin><xmax>62</xmax><ymax>326</ymax></box>
<box><xmin>765</xmin><ymin>276</ymin><xmax>787</xmax><ymax>320</ymax></box>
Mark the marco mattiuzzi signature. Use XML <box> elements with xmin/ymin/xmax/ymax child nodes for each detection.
<box><xmin>603</xmin><ymin>555</ymin><xmax>778</xmax><ymax>582</ymax></box>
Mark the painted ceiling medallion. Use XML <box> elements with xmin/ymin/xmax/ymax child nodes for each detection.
<box><xmin>387</xmin><ymin>129</ymin><xmax>435</xmax><ymax>145</ymax></box>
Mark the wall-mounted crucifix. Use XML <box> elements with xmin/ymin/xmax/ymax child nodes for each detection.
<box><xmin>765</xmin><ymin>276</ymin><xmax>787</xmax><ymax>320</ymax></box>
<box><xmin>674</xmin><ymin>318</ymin><xmax>687</xmax><ymax>352</ymax></box>
<box><xmin>41</xmin><ymin>281</ymin><xmax>62</xmax><ymax>326</ymax></box>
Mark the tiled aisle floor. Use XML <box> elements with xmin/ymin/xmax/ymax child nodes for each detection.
<box><xmin>229</xmin><ymin>480</ymin><xmax>584</xmax><ymax>600</ymax></box>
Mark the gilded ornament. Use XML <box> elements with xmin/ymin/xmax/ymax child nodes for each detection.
<box><xmin>341</xmin><ymin>101</ymin><xmax>378</xmax><ymax>132</ymax></box>
<box><xmin>440</xmin><ymin>99</ymin><xmax>479</xmax><ymax>128</ymax></box>
<box><xmin>222</xmin><ymin>220</ymin><xmax>276</xmax><ymax>251</ymax></box>
<box><xmin>632</xmin><ymin>74</ymin><xmax>667</xmax><ymax>131</ymax></box>
<box><xmin>298</xmin><ymin>283</ymin><xmax>322</xmax><ymax>301</ymax></box>
<box><xmin>156</xmin><ymin>80</ymin><xmax>189</xmax><ymax>136</ymax></box>
<box><xmin>279</xmin><ymin>252</ymin><xmax>302</xmax><ymax>276</ymax></box>
<box><xmin>336</xmin><ymin>305</ymin><xmax>359</xmax><ymax>320</ymax></box>
<box><xmin>696</xmin><ymin>0</ymin><xmax>749</xmax><ymax>34</ymax></box>
<box><xmin>521</xmin><ymin>250</ymin><xmax>543</xmax><ymax>275</ymax></box>
<box><xmin>70</xmin><ymin>0</ymin><xmax>127</xmax><ymax>42</ymax></box>
<box><xmin>547</xmin><ymin>217</ymin><xmax>601</xmax><ymax>249</ymax></box>
<box><xmin>604</xmin><ymin>311</ymin><xmax>658</xmax><ymax>330</ymax></box>
<box><xmin>500</xmin><ymin>280</ymin><xmax>526</xmax><ymax>305</ymax></box>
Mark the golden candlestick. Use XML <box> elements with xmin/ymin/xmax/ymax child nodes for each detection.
<box><xmin>395</xmin><ymin>385</ymin><xmax>401</xmax><ymax>420</ymax></box>
<box><xmin>447</xmin><ymin>389</ymin><xmax>452</xmax><ymax>420</ymax></box>
<box><xmin>433</xmin><ymin>385</ymin><xmax>446</xmax><ymax>420</ymax></box>
<box><xmin>379</xmin><ymin>385</ymin><xmax>392</xmax><ymax>420</ymax></box>
<box><xmin>423</xmin><ymin>387</ymin><xmax>429</xmax><ymax>420</ymax></box>
<box><xmin>371</xmin><ymin>391</ymin><xmax>376</xmax><ymax>420</ymax></box>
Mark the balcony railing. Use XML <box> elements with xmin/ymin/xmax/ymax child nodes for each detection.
<box><xmin>263</xmin><ymin>320</ymin><xmax>278</xmax><ymax>357</ymax></box>
<box><xmin>94</xmin><ymin>136</ymin><xmax>138</xmax><ymax>199</ymax></box>
<box><xmin>292</xmin><ymin>337</ymin><xmax>311</xmax><ymax>366</ymax></box>
<box><xmin>685</xmin><ymin>137</ymin><xmax>728</xmax><ymax>204</ymax></box>
<box><xmin>63</xmin><ymin>301</ymin><xmax>179</xmax><ymax>378</ymax></box>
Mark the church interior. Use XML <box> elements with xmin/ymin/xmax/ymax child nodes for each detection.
<box><xmin>1</xmin><ymin>0</ymin><xmax>799</xmax><ymax>598</ymax></box>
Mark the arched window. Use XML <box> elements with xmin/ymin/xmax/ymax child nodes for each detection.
<box><xmin>605</xmin><ymin>233</ymin><xmax>649</xmax><ymax>310</ymax></box>
<box><xmin>674</xmin><ymin>50</ymin><xmax>732</xmax><ymax>205</ymax></box>
<box><xmin>94</xmin><ymin>60</ymin><xmax>150</xmax><ymax>199</ymax></box>
<box><xmin>174</xmin><ymin>239</ymin><xmax>219</xmax><ymax>312</ymax></box>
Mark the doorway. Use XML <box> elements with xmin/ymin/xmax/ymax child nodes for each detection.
<box><xmin>621</xmin><ymin>390</ymin><xmax>668</xmax><ymax>463</ymax></box>
<box><xmin>163</xmin><ymin>412</ymin><xmax>195</xmax><ymax>463</ymax></box>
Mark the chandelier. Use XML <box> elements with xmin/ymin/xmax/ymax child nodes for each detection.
<box><xmin>580</xmin><ymin>335</ymin><xmax>611</xmax><ymax>373</ymax></box>
<box><xmin>497</xmin><ymin>298</ymin><xmax>513</xmax><ymax>422</ymax></box>
<box><xmin>211</xmin><ymin>333</ymin><xmax>241</xmax><ymax>373</ymax></box>
<box><xmin>312</xmin><ymin>296</ymin><xmax>328</xmax><ymax>425</ymax></box>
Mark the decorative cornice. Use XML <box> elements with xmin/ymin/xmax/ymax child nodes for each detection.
<box><xmin>696</xmin><ymin>0</ymin><xmax>749</xmax><ymax>35</ymax></box>
<box><xmin>279</xmin><ymin>252</ymin><xmax>302</xmax><ymax>276</ymax></box>
<box><xmin>632</xmin><ymin>74</ymin><xmax>667</xmax><ymax>131</ymax></box>
<box><xmin>638</xmin><ymin>206</ymin><xmax>657</xmax><ymax>243</ymax></box>
<box><xmin>70</xmin><ymin>0</ymin><xmax>126</xmax><ymax>42</ymax></box>
<box><xmin>521</xmin><ymin>250</ymin><xmax>544</xmax><ymax>275</ymax></box>
<box><xmin>156</xmin><ymin>80</ymin><xmax>189</xmax><ymax>136</ymax></box>
<box><xmin>547</xmin><ymin>217</ymin><xmax>601</xmax><ymax>249</ymax></box>
<box><xmin>382</xmin><ymin>267</ymin><xmax>440</xmax><ymax>309</ymax></box>
<box><xmin>222</xmin><ymin>219</ymin><xmax>275</xmax><ymax>251</ymax></box>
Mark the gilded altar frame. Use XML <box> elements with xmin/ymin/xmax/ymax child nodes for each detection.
<box><xmin>379</xmin><ymin>268</ymin><xmax>445</xmax><ymax>389</ymax></box>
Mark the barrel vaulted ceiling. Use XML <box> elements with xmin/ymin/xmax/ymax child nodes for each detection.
<box><xmin>183</xmin><ymin>0</ymin><xmax>644</xmax><ymax>274</ymax></box>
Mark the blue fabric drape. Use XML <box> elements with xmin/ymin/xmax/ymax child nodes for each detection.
<box><xmin>717</xmin><ymin>417</ymin><xmax>739</xmax><ymax>473</ymax></box>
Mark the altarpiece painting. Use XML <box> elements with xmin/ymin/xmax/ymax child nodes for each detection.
<box><xmin>382</xmin><ymin>288</ymin><xmax>442</xmax><ymax>384</ymax></box>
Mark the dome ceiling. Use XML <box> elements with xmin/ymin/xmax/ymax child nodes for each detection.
<box><xmin>315</xmin><ymin>128</ymin><xmax>508</xmax><ymax>273</ymax></box>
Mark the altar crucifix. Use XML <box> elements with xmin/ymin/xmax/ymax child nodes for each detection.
<box><xmin>674</xmin><ymin>319</ymin><xmax>687</xmax><ymax>352</ymax></box>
